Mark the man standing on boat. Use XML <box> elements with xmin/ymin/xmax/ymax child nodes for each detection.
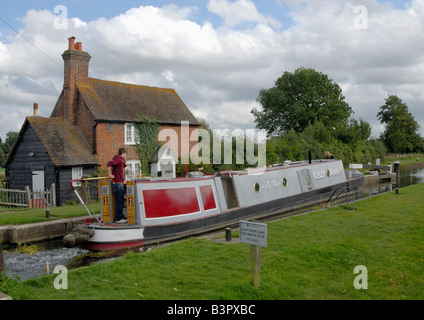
<box><xmin>107</xmin><ymin>148</ymin><xmax>128</xmax><ymax>223</ymax></box>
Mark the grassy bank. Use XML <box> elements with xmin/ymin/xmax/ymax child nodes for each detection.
<box><xmin>384</xmin><ymin>153</ymin><xmax>424</xmax><ymax>166</ymax></box>
<box><xmin>0</xmin><ymin>203</ymin><xmax>101</xmax><ymax>226</ymax></box>
<box><xmin>1</xmin><ymin>183</ymin><xmax>424</xmax><ymax>300</ymax></box>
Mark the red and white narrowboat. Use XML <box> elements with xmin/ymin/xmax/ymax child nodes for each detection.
<box><xmin>72</xmin><ymin>159</ymin><xmax>364</xmax><ymax>251</ymax></box>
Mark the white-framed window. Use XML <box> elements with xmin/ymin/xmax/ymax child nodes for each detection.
<box><xmin>125</xmin><ymin>123</ymin><xmax>140</xmax><ymax>145</ymax></box>
<box><xmin>126</xmin><ymin>160</ymin><xmax>142</xmax><ymax>180</ymax></box>
<box><xmin>72</xmin><ymin>167</ymin><xmax>83</xmax><ymax>187</ymax></box>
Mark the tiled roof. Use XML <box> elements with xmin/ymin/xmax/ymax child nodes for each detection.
<box><xmin>27</xmin><ymin>117</ymin><xmax>98</xmax><ymax>166</ymax></box>
<box><xmin>77</xmin><ymin>78</ymin><xmax>199</xmax><ymax>125</ymax></box>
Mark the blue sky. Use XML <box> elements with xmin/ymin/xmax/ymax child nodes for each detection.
<box><xmin>0</xmin><ymin>0</ymin><xmax>407</xmax><ymax>30</ymax></box>
<box><xmin>0</xmin><ymin>0</ymin><xmax>423</xmax><ymax>140</ymax></box>
<box><xmin>0</xmin><ymin>0</ymin><xmax>411</xmax><ymax>38</ymax></box>
<box><xmin>0</xmin><ymin>0</ymin><xmax>293</xmax><ymax>36</ymax></box>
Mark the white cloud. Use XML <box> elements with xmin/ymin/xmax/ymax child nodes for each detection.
<box><xmin>207</xmin><ymin>0</ymin><xmax>282</xmax><ymax>28</ymax></box>
<box><xmin>278</xmin><ymin>0</ymin><xmax>424</xmax><ymax>136</ymax></box>
<box><xmin>1</xmin><ymin>0</ymin><xmax>424</xmax><ymax>142</ymax></box>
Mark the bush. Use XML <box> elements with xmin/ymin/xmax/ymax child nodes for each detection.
<box><xmin>266</xmin><ymin>121</ymin><xmax>387</xmax><ymax>166</ymax></box>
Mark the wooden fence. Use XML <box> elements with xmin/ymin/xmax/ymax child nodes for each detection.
<box><xmin>0</xmin><ymin>184</ymin><xmax>56</xmax><ymax>208</ymax></box>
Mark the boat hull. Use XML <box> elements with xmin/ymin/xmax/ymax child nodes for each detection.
<box><xmin>80</xmin><ymin>225</ymin><xmax>144</xmax><ymax>251</ymax></box>
<box><xmin>81</xmin><ymin>174</ymin><xmax>364</xmax><ymax>251</ymax></box>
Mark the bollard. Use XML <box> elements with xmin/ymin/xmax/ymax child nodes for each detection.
<box><xmin>46</xmin><ymin>209</ymin><xmax>51</xmax><ymax>219</ymax></box>
<box><xmin>394</xmin><ymin>161</ymin><xmax>400</xmax><ymax>194</ymax></box>
<box><xmin>225</xmin><ymin>228</ymin><xmax>232</xmax><ymax>242</ymax></box>
<box><xmin>0</xmin><ymin>245</ymin><xmax>5</xmax><ymax>279</ymax></box>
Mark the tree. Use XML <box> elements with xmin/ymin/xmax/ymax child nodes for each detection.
<box><xmin>265</xmin><ymin>120</ymin><xmax>384</xmax><ymax>166</ymax></box>
<box><xmin>377</xmin><ymin>95</ymin><xmax>424</xmax><ymax>153</ymax></box>
<box><xmin>252</xmin><ymin>67</ymin><xmax>353</xmax><ymax>136</ymax></box>
<box><xmin>334</xmin><ymin>118</ymin><xmax>371</xmax><ymax>146</ymax></box>
<box><xmin>0</xmin><ymin>131</ymin><xmax>18</xmax><ymax>166</ymax></box>
<box><xmin>0</xmin><ymin>146</ymin><xmax>5</xmax><ymax>167</ymax></box>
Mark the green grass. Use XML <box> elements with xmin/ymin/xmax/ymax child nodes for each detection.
<box><xmin>384</xmin><ymin>153</ymin><xmax>424</xmax><ymax>166</ymax></box>
<box><xmin>1</xmin><ymin>184</ymin><xmax>424</xmax><ymax>300</ymax></box>
<box><xmin>0</xmin><ymin>203</ymin><xmax>101</xmax><ymax>226</ymax></box>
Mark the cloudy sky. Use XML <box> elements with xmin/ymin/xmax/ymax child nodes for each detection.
<box><xmin>0</xmin><ymin>0</ymin><xmax>423</xmax><ymax>141</ymax></box>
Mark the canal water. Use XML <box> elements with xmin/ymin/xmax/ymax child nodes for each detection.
<box><xmin>399</xmin><ymin>165</ymin><xmax>424</xmax><ymax>187</ymax></box>
<box><xmin>3</xmin><ymin>165</ymin><xmax>424</xmax><ymax>281</ymax></box>
<box><xmin>3</xmin><ymin>243</ymin><xmax>90</xmax><ymax>281</ymax></box>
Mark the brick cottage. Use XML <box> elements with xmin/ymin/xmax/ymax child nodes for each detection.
<box><xmin>5</xmin><ymin>37</ymin><xmax>199</xmax><ymax>205</ymax></box>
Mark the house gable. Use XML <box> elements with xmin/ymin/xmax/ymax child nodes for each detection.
<box><xmin>5</xmin><ymin>120</ymin><xmax>55</xmax><ymax>191</ymax></box>
<box><xmin>5</xmin><ymin>116</ymin><xmax>99</xmax><ymax>204</ymax></box>
<box><xmin>5</xmin><ymin>116</ymin><xmax>97</xmax><ymax>169</ymax></box>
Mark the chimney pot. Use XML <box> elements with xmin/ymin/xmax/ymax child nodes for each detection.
<box><xmin>33</xmin><ymin>103</ymin><xmax>39</xmax><ymax>116</ymax></box>
<box><xmin>76</xmin><ymin>42</ymin><xmax>82</xmax><ymax>51</ymax></box>
<box><xmin>68</xmin><ymin>36</ymin><xmax>76</xmax><ymax>50</ymax></box>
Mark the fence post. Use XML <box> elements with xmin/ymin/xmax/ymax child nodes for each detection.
<box><xmin>25</xmin><ymin>186</ymin><xmax>32</xmax><ymax>208</ymax></box>
<box><xmin>33</xmin><ymin>190</ymin><xmax>36</xmax><ymax>208</ymax></box>
<box><xmin>51</xmin><ymin>183</ymin><xmax>56</xmax><ymax>207</ymax></box>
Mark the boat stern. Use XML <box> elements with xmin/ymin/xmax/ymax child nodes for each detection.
<box><xmin>79</xmin><ymin>224</ymin><xmax>144</xmax><ymax>251</ymax></box>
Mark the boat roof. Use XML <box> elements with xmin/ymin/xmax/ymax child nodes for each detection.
<box><xmin>133</xmin><ymin>159</ymin><xmax>341</xmax><ymax>183</ymax></box>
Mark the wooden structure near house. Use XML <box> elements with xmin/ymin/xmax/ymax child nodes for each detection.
<box><xmin>0</xmin><ymin>184</ymin><xmax>56</xmax><ymax>208</ymax></box>
<box><xmin>0</xmin><ymin>187</ymin><xmax>29</xmax><ymax>207</ymax></box>
<box><xmin>5</xmin><ymin>117</ymin><xmax>98</xmax><ymax>205</ymax></box>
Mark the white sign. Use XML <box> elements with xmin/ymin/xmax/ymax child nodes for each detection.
<box><xmin>240</xmin><ymin>221</ymin><xmax>267</xmax><ymax>247</ymax></box>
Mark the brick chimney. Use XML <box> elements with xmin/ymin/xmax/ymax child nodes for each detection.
<box><xmin>61</xmin><ymin>36</ymin><xmax>91</xmax><ymax>127</ymax></box>
<box><xmin>33</xmin><ymin>103</ymin><xmax>39</xmax><ymax>116</ymax></box>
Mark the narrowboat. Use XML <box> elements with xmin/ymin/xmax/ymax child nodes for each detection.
<box><xmin>71</xmin><ymin>159</ymin><xmax>364</xmax><ymax>251</ymax></box>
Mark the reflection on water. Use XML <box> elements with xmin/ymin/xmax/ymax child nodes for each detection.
<box><xmin>400</xmin><ymin>167</ymin><xmax>424</xmax><ymax>187</ymax></box>
<box><xmin>362</xmin><ymin>181</ymin><xmax>393</xmax><ymax>198</ymax></box>
<box><xmin>3</xmin><ymin>165</ymin><xmax>424</xmax><ymax>281</ymax></box>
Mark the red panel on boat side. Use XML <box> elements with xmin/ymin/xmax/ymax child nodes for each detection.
<box><xmin>143</xmin><ymin>188</ymin><xmax>200</xmax><ymax>218</ymax></box>
<box><xmin>199</xmin><ymin>185</ymin><xmax>216</xmax><ymax>211</ymax></box>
